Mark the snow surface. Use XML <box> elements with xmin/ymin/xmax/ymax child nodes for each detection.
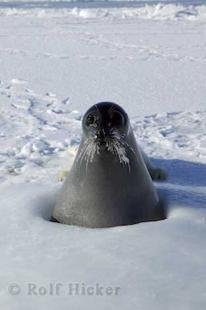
<box><xmin>0</xmin><ymin>1</ymin><xmax>206</xmax><ymax>309</ymax></box>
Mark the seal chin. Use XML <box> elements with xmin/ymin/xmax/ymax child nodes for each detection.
<box><xmin>95</xmin><ymin>134</ymin><xmax>118</xmax><ymax>152</ymax></box>
<box><xmin>94</xmin><ymin>138</ymin><xmax>110</xmax><ymax>153</ymax></box>
<box><xmin>98</xmin><ymin>140</ymin><xmax>107</xmax><ymax>149</ymax></box>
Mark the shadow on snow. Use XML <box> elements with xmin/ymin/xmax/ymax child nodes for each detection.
<box><xmin>152</xmin><ymin>158</ymin><xmax>206</xmax><ymax>210</ymax></box>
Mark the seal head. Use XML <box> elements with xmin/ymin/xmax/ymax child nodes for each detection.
<box><xmin>83</xmin><ymin>102</ymin><xmax>129</xmax><ymax>141</ymax></box>
<box><xmin>78</xmin><ymin>102</ymin><xmax>132</xmax><ymax>170</ymax></box>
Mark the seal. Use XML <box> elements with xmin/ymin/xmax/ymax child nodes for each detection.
<box><xmin>53</xmin><ymin>102</ymin><xmax>166</xmax><ymax>228</ymax></box>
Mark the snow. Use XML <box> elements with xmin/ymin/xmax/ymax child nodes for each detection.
<box><xmin>0</xmin><ymin>0</ymin><xmax>206</xmax><ymax>309</ymax></box>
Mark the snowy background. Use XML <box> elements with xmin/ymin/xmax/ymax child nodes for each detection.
<box><xmin>0</xmin><ymin>0</ymin><xmax>206</xmax><ymax>309</ymax></box>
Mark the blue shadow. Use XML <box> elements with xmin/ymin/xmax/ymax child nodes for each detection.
<box><xmin>152</xmin><ymin>158</ymin><xmax>206</xmax><ymax>209</ymax></box>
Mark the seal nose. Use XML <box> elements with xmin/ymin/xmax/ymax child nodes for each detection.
<box><xmin>96</xmin><ymin>129</ymin><xmax>106</xmax><ymax>141</ymax></box>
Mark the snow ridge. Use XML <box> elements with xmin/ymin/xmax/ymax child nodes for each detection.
<box><xmin>0</xmin><ymin>3</ymin><xmax>206</xmax><ymax>21</ymax></box>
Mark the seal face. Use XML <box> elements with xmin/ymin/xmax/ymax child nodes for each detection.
<box><xmin>53</xmin><ymin>102</ymin><xmax>166</xmax><ymax>228</ymax></box>
<box><xmin>80</xmin><ymin>102</ymin><xmax>131</xmax><ymax>170</ymax></box>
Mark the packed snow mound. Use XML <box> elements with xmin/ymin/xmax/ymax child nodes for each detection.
<box><xmin>0</xmin><ymin>177</ymin><xmax>206</xmax><ymax>310</ymax></box>
<box><xmin>0</xmin><ymin>3</ymin><xmax>206</xmax><ymax>21</ymax></box>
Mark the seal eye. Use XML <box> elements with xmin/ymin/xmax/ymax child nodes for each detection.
<box><xmin>110</xmin><ymin>111</ymin><xmax>124</xmax><ymax>127</ymax></box>
<box><xmin>86</xmin><ymin>114</ymin><xmax>98</xmax><ymax>128</ymax></box>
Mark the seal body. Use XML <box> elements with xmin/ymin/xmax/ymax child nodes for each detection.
<box><xmin>53</xmin><ymin>102</ymin><xmax>165</xmax><ymax>228</ymax></box>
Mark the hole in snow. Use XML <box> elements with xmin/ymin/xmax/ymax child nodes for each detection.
<box><xmin>34</xmin><ymin>189</ymin><xmax>59</xmax><ymax>222</ymax></box>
